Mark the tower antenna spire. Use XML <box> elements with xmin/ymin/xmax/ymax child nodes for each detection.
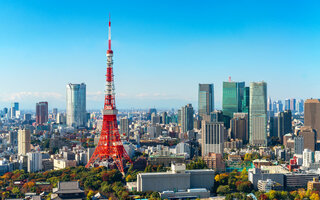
<box><xmin>108</xmin><ymin>14</ymin><xmax>111</xmax><ymax>50</ymax></box>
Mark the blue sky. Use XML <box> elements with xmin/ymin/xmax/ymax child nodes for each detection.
<box><xmin>1</xmin><ymin>0</ymin><xmax>320</xmax><ymax>110</ymax></box>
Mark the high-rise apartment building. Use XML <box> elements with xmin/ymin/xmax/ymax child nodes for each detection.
<box><xmin>120</xmin><ymin>117</ymin><xmax>129</xmax><ymax>137</ymax></box>
<box><xmin>249</xmin><ymin>82</ymin><xmax>267</xmax><ymax>146</ymax></box>
<box><xmin>201</xmin><ymin>121</ymin><xmax>224</xmax><ymax>156</ymax></box>
<box><xmin>198</xmin><ymin>84</ymin><xmax>214</xmax><ymax>119</ymax></box>
<box><xmin>304</xmin><ymin>99</ymin><xmax>320</xmax><ymax>140</ymax></box>
<box><xmin>18</xmin><ymin>129</ymin><xmax>31</xmax><ymax>155</ymax></box>
<box><xmin>222</xmin><ymin>81</ymin><xmax>245</xmax><ymax>128</ymax></box>
<box><xmin>36</xmin><ymin>102</ymin><xmax>48</xmax><ymax>124</ymax></box>
<box><xmin>181</xmin><ymin>104</ymin><xmax>194</xmax><ymax>133</ymax></box>
<box><xmin>66</xmin><ymin>83</ymin><xmax>86</xmax><ymax>128</ymax></box>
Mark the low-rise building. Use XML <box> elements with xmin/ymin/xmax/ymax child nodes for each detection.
<box><xmin>307</xmin><ymin>177</ymin><xmax>320</xmax><ymax>191</ymax></box>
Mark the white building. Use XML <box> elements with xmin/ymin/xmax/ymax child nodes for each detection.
<box><xmin>18</xmin><ymin>129</ymin><xmax>31</xmax><ymax>155</ymax></box>
<box><xmin>27</xmin><ymin>152</ymin><xmax>42</xmax><ymax>173</ymax></box>
<box><xmin>201</xmin><ymin>121</ymin><xmax>224</xmax><ymax>156</ymax></box>
<box><xmin>66</xmin><ymin>83</ymin><xmax>86</xmax><ymax>128</ymax></box>
<box><xmin>303</xmin><ymin>149</ymin><xmax>314</xmax><ymax>167</ymax></box>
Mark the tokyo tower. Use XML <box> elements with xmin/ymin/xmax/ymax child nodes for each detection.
<box><xmin>86</xmin><ymin>17</ymin><xmax>132</xmax><ymax>174</ymax></box>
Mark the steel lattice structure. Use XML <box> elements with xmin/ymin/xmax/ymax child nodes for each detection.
<box><xmin>85</xmin><ymin>17</ymin><xmax>131</xmax><ymax>174</ymax></box>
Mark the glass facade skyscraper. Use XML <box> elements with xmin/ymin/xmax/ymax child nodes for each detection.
<box><xmin>222</xmin><ymin>81</ymin><xmax>245</xmax><ymax>128</ymax></box>
<box><xmin>198</xmin><ymin>84</ymin><xmax>214</xmax><ymax>119</ymax></box>
<box><xmin>181</xmin><ymin>104</ymin><xmax>194</xmax><ymax>133</ymax></box>
<box><xmin>66</xmin><ymin>83</ymin><xmax>86</xmax><ymax>128</ymax></box>
<box><xmin>249</xmin><ymin>81</ymin><xmax>267</xmax><ymax>146</ymax></box>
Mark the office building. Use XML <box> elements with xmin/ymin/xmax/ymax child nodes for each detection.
<box><xmin>18</xmin><ymin>129</ymin><xmax>31</xmax><ymax>155</ymax></box>
<box><xmin>222</xmin><ymin>81</ymin><xmax>245</xmax><ymax>128</ymax></box>
<box><xmin>201</xmin><ymin>121</ymin><xmax>224</xmax><ymax>156</ymax></box>
<box><xmin>181</xmin><ymin>104</ymin><xmax>194</xmax><ymax>133</ymax></box>
<box><xmin>285</xmin><ymin>99</ymin><xmax>290</xmax><ymax>111</ymax></box>
<box><xmin>36</xmin><ymin>101</ymin><xmax>48</xmax><ymax>124</ymax></box>
<box><xmin>290</xmin><ymin>98</ymin><xmax>296</xmax><ymax>112</ymax></box>
<box><xmin>137</xmin><ymin>163</ymin><xmax>215</xmax><ymax>192</ymax></box>
<box><xmin>304</xmin><ymin>99</ymin><xmax>320</xmax><ymax>140</ymax></box>
<box><xmin>66</xmin><ymin>83</ymin><xmax>86</xmax><ymax>128</ymax></box>
<box><xmin>249</xmin><ymin>82</ymin><xmax>267</xmax><ymax>146</ymax></box>
<box><xmin>278</xmin><ymin>110</ymin><xmax>292</xmax><ymax>141</ymax></box>
<box><xmin>120</xmin><ymin>117</ymin><xmax>129</xmax><ymax>137</ymax></box>
<box><xmin>9</xmin><ymin>131</ymin><xmax>18</xmax><ymax>147</ymax></box>
<box><xmin>303</xmin><ymin>149</ymin><xmax>314</xmax><ymax>167</ymax></box>
<box><xmin>230</xmin><ymin>113</ymin><xmax>248</xmax><ymax>143</ymax></box>
<box><xmin>27</xmin><ymin>152</ymin><xmax>42</xmax><ymax>173</ymax></box>
<box><xmin>276</xmin><ymin>100</ymin><xmax>283</xmax><ymax>113</ymax></box>
<box><xmin>294</xmin><ymin>136</ymin><xmax>304</xmax><ymax>154</ymax></box>
<box><xmin>297</xmin><ymin>99</ymin><xmax>304</xmax><ymax>113</ymax></box>
<box><xmin>299</xmin><ymin>126</ymin><xmax>316</xmax><ymax>152</ymax></box>
<box><xmin>242</xmin><ymin>87</ymin><xmax>250</xmax><ymax>113</ymax></box>
<box><xmin>161</xmin><ymin>112</ymin><xmax>168</xmax><ymax>124</ymax></box>
<box><xmin>198</xmin><ymin>84</ymin><xmax>214</xmax><ymax>119</ymax></box>
<box><xmin>267</xmin><ymin>97</ymin><xmax>272</xmax><ymax>111</ymax></box>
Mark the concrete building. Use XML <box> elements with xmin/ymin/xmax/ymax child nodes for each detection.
<box><xmin>258</xmin><ymin>179</ymin><xmax>275</xmax><ymax>192</ymax></box>
<box><xmin>203</xmin><ymin>152</ymin><xmax>225</xmax><ymax>172</ymax></box>
<box><xmin>305</xmin><ymin>99</ymin><xmax>320</xmax><ymax>140</ymax></box>
<box><xmin>36</xmin><ymin>102</ymin><xmax>48</xmax><ymax>125</ymax></box>
<box><xmin>230</xmin><ymin>113</ymin><xmax>248</xmax><ymax>143</ymax></box>
<box><xmin>9</xmin><ymin>131</ymin><xmax>18</xmax><ymax>147</ymax></box>
<box><xmin>303</xmin><ymin>148</ymin><xmax>314</xmax><ymax>167</ymax></box>
<box><xmin>181</xmin><ymin>104</ymin><xmax>194</xmax><ymax>134</ymax></box>
<box><xmin>299</xmin><ymin>126</ymin><xmax>316</xmax><ymax>152</ymax></box>
<box><xmin>137</xmin><ymin>163</ymin><xmax>214</xmax><ymax>192</ymax></box>
<box><xmin>18</xmin><ymin>129</ymin><xmax>31</xmax><ymax>155</ymax></box>
<box><xmin>201</xmin><ymin>121</ymin><xmax>224</xmax><ymax>156</ymax></box>
<box><xmin>249</xmin><ymin>82</ymin><xmax>267</xmax><ymax>146</ymax></box>
<box><xmin>294</xmin><ymin>136</ymin><xmax>304</xmax><ymax>154</ymax></box>
<box><xmin>27</xmin><ymin>152</ymin><xmax>42</xmax><ymax>173</ymax></box>
<box><xmin>120</xmin><ymin>117</ymin><xmax>129</xmax><ymax>137</ymax></box>
<box><xmin>54</xmin><ymin>159</ymin><xmax>77</xmax><ymax>170</ymax></box>
<box><xmin>66</xmin><ymin>83</ymin><xmax>86</xmax><ymax>128</ymax></box>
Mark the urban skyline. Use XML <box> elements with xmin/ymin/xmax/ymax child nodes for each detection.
<box><xmin>1</xmin><ymin>1</ymin><xmax>320</xmax><ymax>109</ymax></box>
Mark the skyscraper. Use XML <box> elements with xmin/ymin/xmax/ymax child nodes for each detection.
<box><xmin>222</xmin><ymin>81</ymin><xmax>245</xmax><ymax>128</ymax></box>
<box><xmin>241</xmin><ymin>87</ymin><xmax>250</xmax><ymax>113</ymax></box>
<box><xmin>10</xmin><ymin>102</ymin><xmax>19</xmax><ymax>119</ymax></box>
<box><xmin>267</xmin><ymin>97</ymin><xmax>272</xmax><ymax>111</ymax></box>
<box><xmin>299</xmin><ymin>126</ymin><xmax>316</xmax><ymax>152</ymax></box>
<box><xmin>285</xmin><ymin>99</ymin><xmax>290</xmax><ymax>111</ymax></box>
<box><xmin>18</xmin><ymin>129</ymin><xmax>31</xmax><ymax>155</ymax></box>
<box><xmin>27</xmin><ymin>152</ymin><xmax>42</xmax><ymax>173</ymax></box>
<box><xmin>198</xmin><ymin>84</ymin><xmax>214</xmax><ymax>119</ymax></box>
<box><xmin>181</xmin><ymin>104</ymin><xmax>194</xmax><ymax>133</ymax></box>
<box><xmin>304</xmin><ymin>99</ymin><xmax>320</xmax><ymax>140</ymax></box>
<box><xmin>297</xmin><ymin>99</ymin><xmax>304</xmax><ymax>113</ymax></box>
<box><xmin>290</xmin><ymin>98</ymin><xmax>296</xmax><ymax>112</ymax></box>
<box><xmin>201</xmin><ymin>121</ymin><xmax>224</xmax><ymax>156</ymax></box>
<box><xmin>66</xmin><ymin>83</ymin><xmax>86</xmax><ymax>128</ymax></box>
<box><xmin>278</xmin><ymin>110</ymin><xmax>292</xmax><ymax>141</ymax></box>
<box><xmin>249</xmin><ymin>81</ymin><xmax>267</xmax><ymax>146</ymax></box>
<box><xmin>36</xmin><ymin>102</ymin><xmax>48</xmax><ymax>125</ymax></box>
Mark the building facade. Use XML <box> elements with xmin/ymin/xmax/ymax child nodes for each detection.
<box><xmin>201</xmin><ymin>121</ymin><xmax>224</xmax><ymax>156</ymax></box>
<box><xmin>198</xmin><ymin>84</ymin><xmax>214</xmax><ymax>119</ymax></box>
<box><xmin>66</xmin><ymin>83</ymin><xmax>86</xmax><ymax>128</ymax></box>
<box><xmin>249</xmin><ymin>82</ymin><xmax>267</xmax><ymax>146</ymax></box>
<box><xmin>181</xmin><ymin>104</ymin><xmax>194</xmax><ymax>133</ymax></box>
<box><xmin>18</xmin><ymin>129</ymin><xmax>31</xmax><ymax>155</ymax></box>
<box><xmin>36</xmin><ymin>101</ymin><xmax>48</xmax><ymax>124</ymax></box>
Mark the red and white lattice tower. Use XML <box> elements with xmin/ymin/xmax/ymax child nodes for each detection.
<box><xmin>86</xmin><ymin>17</ymin><xmax>131</xmax><ymax>173</ymax></box>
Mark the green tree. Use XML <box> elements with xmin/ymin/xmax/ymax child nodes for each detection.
<box><xmin>216</xmin><ymin>185</ymin><xmax>230</xmax><ymax>195</ymax></box>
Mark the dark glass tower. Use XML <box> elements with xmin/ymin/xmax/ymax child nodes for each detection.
<box><xmin>198</xmin><ymin>84</ymin><xmax>214</xmax><ymax>119</ymax></box>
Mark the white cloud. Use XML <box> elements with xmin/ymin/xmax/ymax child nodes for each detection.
<box><xmin>0</xmin><ymin>92</ymin><xmax>63</xmax><ymax>102</ymax></box>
